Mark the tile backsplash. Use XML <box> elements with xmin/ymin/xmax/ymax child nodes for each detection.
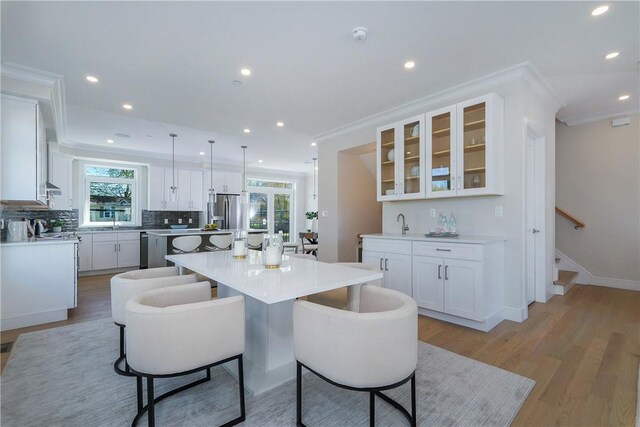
<box><xmin>142</xmin><ymin>210</ymin><xmax>201</xmax><ymax>229</ymax></box>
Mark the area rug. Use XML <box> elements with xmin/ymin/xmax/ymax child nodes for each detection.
<box><xmin>1</xmin><ymin>318</ymin><xmax>534</xmax><ymax>426</ymax></box>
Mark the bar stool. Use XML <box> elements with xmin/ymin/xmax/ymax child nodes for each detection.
<box><xmin>171</xmin><ymin>235</ymin><xmax>202</xmax><ymax>254</ymax></box>
<box><xmin>205</xmin><ymin>233</ymin><xmax>233</xmax><ymax>251</ymax></box>
<box><xmin>247</xmin><ymin>233</ymin><xmax>265</xmax><ymax>251</ymax></box>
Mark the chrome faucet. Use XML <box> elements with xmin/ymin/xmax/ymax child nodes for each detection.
<box><xmin>397</xmin><ymin>213</ymin><xmax>409</xmax><ymax>235</ymax></box>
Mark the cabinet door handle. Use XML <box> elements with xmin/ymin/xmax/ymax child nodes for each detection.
<box><xmin>450</xmin><ymin>176</ymin><xmax>455</xmax><ymax>191</ymax></box>
<box><xmin>379</xmin><ymin>258</ymin><xmax>384</xmax><ymax>270</ymax></box>
<box><xmin>118</xmin><ymin>243</ymin><xmax>121</xmax><ymax>252</ymax></box>
<box><xmin>436</xmin><ymin>248</ymin><xmax>451</xmax><ymax>252</ymax></box>
<box><xmin>458</xmin><ymin>176</ymin><xmax>462</xmax><ymax>190</ymax></box>
<box><xmin>384</xmin><ymin>258</ymin><xmax>389</xmax><ymax>271</ymax></box>
<box><xmin>114</xmin><ymin>244</ymin><xmax>117</xmax><ymax>252</ymax></box>
<box><xmin>445</xmin><ymin>265</ymin><xmax>449</xmax><ymax>280</ymax></box>
<box><xmin>437</xmin><ymin>264</ymin><xmax>442</xmax><ymax>279</ymax></box>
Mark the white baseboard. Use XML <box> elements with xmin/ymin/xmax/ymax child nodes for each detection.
<box><xmin>555</xmin><ymin>249</ymin><xmax>593</xmax><ymax>284</ymax></box>
<box><xmin>590</xmin><ymin>276</ymin><xmax>640</xmax><ymax>292</ymax></box>
<box><xmin>502</xmin><ymin>306</ymin><xmax>528</xmax><ymax>322</ymax></box>
<box><xmin>417</xmin><ymin>308</ymin><xmax>504</xmax><ymax>332</ymax></box>
<box><xmin>1</xmin><ymin>308</ymin><xmax>68</xmax><ymax>331</ymax></box>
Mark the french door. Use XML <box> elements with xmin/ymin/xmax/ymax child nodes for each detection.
<box><xmin>248</xmin><ymin>188</ymin><xmax>293</xmax><ymax>242</ymax></box>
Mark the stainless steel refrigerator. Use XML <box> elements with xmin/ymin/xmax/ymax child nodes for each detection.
<box><xmin>207</xmin><ymin>194</ymin><xmax>243</xmax><ymax>229</ymax></box>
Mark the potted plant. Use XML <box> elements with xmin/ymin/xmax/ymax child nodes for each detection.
<box><xmin>305</xmin><ymin>211</ymin><xmax>318</xmax><ymax>233</ymax></box>
<box><xmin>50</xmin><ymin>219</ymin><xmax>64</xmax><ymax>233</ymax></box>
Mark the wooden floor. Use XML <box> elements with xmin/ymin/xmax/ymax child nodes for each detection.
<box><xmin>1</xmin><ymin>276</ymin><xmax>638</xmax><ymax>426</ymax></box>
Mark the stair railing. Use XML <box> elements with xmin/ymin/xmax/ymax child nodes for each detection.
<box><xmin>555</xmin><ymin>207</ymin><xmax>585</xmax><ymax>229</ymax></box>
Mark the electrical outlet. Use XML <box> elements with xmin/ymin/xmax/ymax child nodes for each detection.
<box><xmin>178</xmin><ymin>218</ymin><xmax>183</xmax><ymax>224</ymax></box>
<box><xmin>188</xmin><ymin>218</ymin><xmax>193</xmax><ymax>224</ymax></box>
<box><xmin>495</xmin><ymin>206</ymin><xmax>503</xmax><ymax>217</ymax></box>
<box><xmin>430</xmin><ymin>209</ymin><xmax>436</xmax><ymax>218</ymax></box>
<box><xmin>164</xmin><ymin>219</ymin><xmax>168</xmax><ymax>224</ymax></box>
<box><xmin>321</xmin><ymin>211</ymin><xmax>329</xmax><ymax>217</ymax></box>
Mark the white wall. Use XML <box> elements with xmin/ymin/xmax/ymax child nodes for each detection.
<box><xmin>318</xmin><ymin>66</ymin><xmax>560</xmax><ymax>317</ymax></box>
<box><xmin>556</xmin><ymin>115</ymin><xmax>640</xmax><ymax>282</ymax></box>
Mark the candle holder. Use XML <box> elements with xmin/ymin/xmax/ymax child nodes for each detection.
<box><xmin>233</xmin><ymin>230</ymin><xmax>248</xmax><ymax>259</ymax></box>
<box><xmin>262</xmin><ymin>233</ymin><xmax>282</xmax><ymax>269</ymax></box>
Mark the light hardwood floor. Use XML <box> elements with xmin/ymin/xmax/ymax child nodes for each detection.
<box><xmin>1</xmin><ymin>275</ymin><xmax>638</xmax><ymax>426</ymax></box>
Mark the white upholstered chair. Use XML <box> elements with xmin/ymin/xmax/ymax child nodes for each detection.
<box><xmin>294</xmin><ymin>285</ymin><xmax>418</xmax><ymax>426</ymax></box>
<box><xmin>110</xmin><ymin>267</ymin><xmax>198</xmax><ymax>376</ymax></box>
<box><xmin>307</xmin><ymin>262</ymin><xmax>381</xmax><ymax>311</ymax></box>
<box><xmin>247</xmin><ymin>232</ymin><xmax>264</xmax><ymax>250</ymax></box>
<box><xmin>205</xmin><ymin>233</ymin><xmax>233</xmax><ymax>251</ymax></box>
<box><xmin>171</xmin><ymin>235</ymin><xmax>202</xmax><ymax>254</ymax></box>
<box><xmin>125</xmin><ymin>282</ymin><xmax>246</xmax><ymax>427</ymax></box>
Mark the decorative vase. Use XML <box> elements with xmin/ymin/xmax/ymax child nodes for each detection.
<box><xmin>52</xmin><ymin>226</ymin><xmax>62</xmax><ymax>233</ymax></box>
<box><xmin>311</xmin><ymin>219</ymin><xmax>318</xmax><ymax>233</ymax></box>
<box><xmin>262</xmin><ymin>233</ymin><xmax>282</xmax><ymax>269</ymax></box>
<box><xmin>387</xmin><ymin>149</ymin><xmax>395</xmax><ymax>161</ymax></box>
<box><xmin>232</xmin><ymin>230</ymin><xmax>248</xmax><ymax>259</ymax></box>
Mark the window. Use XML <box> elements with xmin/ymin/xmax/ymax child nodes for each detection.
<box><xmin>247</xmin><ymin>178</ymin><xmax>294</xmax><ymax>242</ymax></box>
<box><xmin>82</xmin><ymin>163</ymin><xmax>139</xmax><ymax>227</ymax></box>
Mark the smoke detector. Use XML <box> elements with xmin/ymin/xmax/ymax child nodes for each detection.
<box><xmin>352</xmin><ymin>26</ymin><xmax>368</xmax><ymax>42</ymax></box>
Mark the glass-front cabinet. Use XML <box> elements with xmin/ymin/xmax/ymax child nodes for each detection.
<box><xmin>426</xmin><ymin>93</ymin><xmax>503</xmax><ymax>198</ymax></box>
<box><xmin>377</xmin><ymin>115</ymin><xmax>425</xmax><ymax>201</ymax></box>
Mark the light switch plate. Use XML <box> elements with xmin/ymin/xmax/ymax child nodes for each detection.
<box><xmin>321</xmin><ymin>211</ymin><xmax>329</xmax><ymax>217</ymax></box>
<box><xmin>495</xmin><ymin>206</ymin><xmax>503</xmax><ymax>217</ymax></box>
<box><xmin>430</xmin><ymin>209</ymin><xmax>436</xmax><ymax>217</ymax></box>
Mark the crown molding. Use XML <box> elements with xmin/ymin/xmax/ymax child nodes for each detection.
<box><xmin>1</xmin><ymin>62</ymin><xmax>68</xmax><ymax>142</ymax></box>
<box><xmin>313</xmin><ymin>61</ymin><xmax>565</xmax><ymax>143</ymax></box>
<box><xmin>560</xmin><ymin>108</ymin><xmax>639</xmax><ymax>127</ymax></box>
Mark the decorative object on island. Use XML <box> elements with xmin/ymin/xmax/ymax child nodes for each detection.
<box><xmin>50</xmin><ymin>219</ymin><xmax>64</xmax><ymax>233</ymax></box>
<box><xmin>233</xmin><ymin>230</ymin><xmax>248</xmax><ymax>259</ymax></box>
<box><xmin>206</xmin><ymin>139</ymin><xmax>217</xmax><ymax>225</ymax></box>
<box><xmin>168</xmin><ymin>133</ymin><xmax>178</xmax><ymax>202</ymax></box>
<box><xmin>262</xmin><ymin>233</ymin><xmax>282</xmax><ymax>269</ymax></box>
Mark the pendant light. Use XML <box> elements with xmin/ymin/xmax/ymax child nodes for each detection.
<box><xmin>312</xmin><ymin>157</ymin><xmax>317</xmax><ymax>200</ymax></box>
<box><xmin>208</xmin><ymin>140</ymin><xmax>216</xmax><ymax>203</ymax></box>
<box><xmin>168</xmin><ymin>133</ymin><xmax>178</xmax><ymax>202</ymax></box>
<box><xmin>241</xmin><ymin>145</ymin><xmax>249</xmax><ymax>205</ymax></box>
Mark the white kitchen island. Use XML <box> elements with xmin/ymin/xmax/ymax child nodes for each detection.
<box><xmin>166</xmin><ymin>250</ymin><xmax>382</xmax><ymax>395</ymax></box>
<box><xmin>1</xmin><ymin>238</ymin><xmax>78</xmax><ymax>330</ymax></box>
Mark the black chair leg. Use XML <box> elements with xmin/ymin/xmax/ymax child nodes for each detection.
<box><xmin>119</xmin><ymin>325</ymin><xmax>125</xmax><ymax>359</ymax></box>
<box><xmin>296</xmin><ymin>361</ymin><xmax>303</xmax><ymax>427</ymax></box>
<box><xmin>147</xmin><ymin>377</ymin><xmax>155</xmax><ymax>427</ymax></box>
<box><xmin>369</xmin><ymin>391</ymin><xmax>375</xmax><ymax>427</ymax></box>
<box><xmin>136</xmin><ymin>376</ymin><xmax>143</xmax><ymax>414</ymax></box>
<box><xmin>410</xmin><ymin>374</ymin><xmax>416</xmax><ymax>427</ymax></box>
<box><xmin>238</xmin><ymin>356</ymin><xmax>246</xmax><ymax>422</ymax></box>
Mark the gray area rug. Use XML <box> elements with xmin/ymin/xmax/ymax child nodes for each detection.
<box><xmin>1</xmin><ymin>318</ymin><xmax>534</xmax><ymax>426</ymax></box>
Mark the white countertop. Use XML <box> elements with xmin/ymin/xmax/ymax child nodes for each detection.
<box><xmin>166</xmin><ymin>250</ymin><xmax>383</xmax><ymax>304</ymax></box>
<box><xmin>147</xmin><ymin>229</ymin><xmax>268</xmax><ymax>237</ymax></box>
<box><xmin>361</xmin><ymin>233</ymin><xmax>506</xmax><ymax>244</ymax></box>
<box><xmin>1</xmin><ymin>236</ymin><xmax>79</xmax><ymax>247</ymax></box>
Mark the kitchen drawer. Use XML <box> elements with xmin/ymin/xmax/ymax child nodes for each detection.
<box><xmin>363</xmin><ymin>238</ymin><xmax>412</xmax><ymax>255</ymax></box>
<box><xmin>118</xmin><ymin>232</ymin><xmax>141</xmax><ymax>242</ymax></box>
<box><xmin>413</xmin><ymin>241</ymin><xmax>483</xmax><ymax>261</ymax></box>
<box><xmin>92</xmin><ymin>232</ymin><xmax>118</xmax><ymax>242</ymax></box>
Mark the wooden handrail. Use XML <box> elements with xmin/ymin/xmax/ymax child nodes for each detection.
<box><xmin>555</xmin><ymin>207</ymin><xmax>585</xmax><ymax>229</ymax></box>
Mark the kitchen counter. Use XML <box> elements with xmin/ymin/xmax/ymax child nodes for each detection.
<box><xmin>1</xmin><ymin>236</ymin><xmax>79</xmax><ymax>246</ymax></box>
<box><xmin>146</xmin><ymin>229</ymin><xmax>267</xmax><ymax>237</ymax></box>
<box><xmin>361</xmin><ymin>233</ymin><xmax>506</xmax><ymax>244</ymax></box>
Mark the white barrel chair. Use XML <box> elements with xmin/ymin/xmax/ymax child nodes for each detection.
<box><xmin>247</xmin><ymin>232</ymin><xmax>265</xmax><ymax>250</ymax></box>
<box><xmin>205</xmin><ymin>233</ymin><xmax>233</xmax><ymax>251</ymax></box>
<box><xmin>308</xmin><ymin>262</ymin><xmax>381</xmax><ymax>311</ymax></box>
<box><xmin>171</xmin><ymin>235</ymin><xmax>202</xmax><ymax>254</ymax></box>
<box><xmin>110</xmin><ymin>267</ymin><xmax>198</xmax><ymax>376</ymax></box>
<box><xmin>126</xmin><ymin>282</ymin><xmax>246</xmax><ymax>427</ymax></box>
<box><xmin>294</xmin><ymin>285</ymin><xmax>418</xmax><ymax>426</ymax></box>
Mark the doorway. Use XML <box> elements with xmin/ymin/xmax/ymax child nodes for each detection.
<box><xmin>247</xmin><ymin>179</ymin><xmax>294</xmax><ymax>242</ymax></box>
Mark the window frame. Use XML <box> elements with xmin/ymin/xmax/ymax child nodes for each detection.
<box><xmin>80</xmin><ymin>161</ymin><xmax>140</xmax><ymax>227</ymax></box>
<box><xmin>247</xmin><ymin>177</ymin><xmax>296</xmax><ymax>240</ymax></box>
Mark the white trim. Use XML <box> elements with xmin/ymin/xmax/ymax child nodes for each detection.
<box><xmin>418</xmin><ymin>307</ymin><xmax>505</xmax><ymax>332</ymax></box>
<box><xmin>554</xmin><ymin>249</ymin><xmax>593</xmax><ymax>284</ymax></box>
<box><xmin>590</xmin><ymin>276</ymin><xmax>640</xmax><ymax>292</ymax></box>
<box><xmin>502</xmin><ymin>306</ymin><xmax>528</xmax><ymax>323</ymax></box>
<box><xmin>0</xmin><ymin>308</ymin><xmax>68</xmax><ymax>331</ymax></box>
<box><xmin>561</xmin><ymin>108</ymin><xmax>640</xmax><ymax>127</ymax></box>
<box><xmin>313</xmin><ymin>61</ymin><xmax>564</xmax><ymax>143</ymax></box>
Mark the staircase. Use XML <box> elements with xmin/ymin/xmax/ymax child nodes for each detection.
<box><xmin>554</xmin><ymin>257</ymin><xmax>579</xmax><ymax>295</ymax></box>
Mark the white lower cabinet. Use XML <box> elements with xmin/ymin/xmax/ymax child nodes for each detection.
<box><xmin>77</xmin><ymin>233</ymin><xmax>93</xmax><ymax>272</ymax></box>
<box><xmin>362</xmin><ymin>239</ymin><xmax>413</xmax><ymax>297</ymax></box>
<box><xmin>87</xmin><ymin>231</ymin><xmax>140</xmax><ymax>271</ymax></box>
<box><xmin>363</xmin><ymin>235</ymin><xmax>504</xmax><ymax>331</ymax></box>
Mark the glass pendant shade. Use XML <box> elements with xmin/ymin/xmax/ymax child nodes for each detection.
<box><xmin>169</xmin><ymin>133</ymin><xmax>178</xmax><ymax>202</ymax></box>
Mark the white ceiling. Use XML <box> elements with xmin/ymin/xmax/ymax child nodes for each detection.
<box><xmin>2</xmin><ymin>1</ymin><xmax>638</xmax><ymax>172</ymax></box>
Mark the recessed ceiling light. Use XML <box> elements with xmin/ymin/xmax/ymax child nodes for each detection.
<box><xmin>122</xmin><ymin>104</ymin><xmax>133</xmax><ymax>110</ymax></box>
<box><xmin>404</xmin><ymin>61</ymin><xmax>416</xmax><ymax>69</ymax></box>
<box><xmin>591</xmin><ymin>5</ymin><xmax>609</xmax><ymax>16</ymax></box>
<box><xmin>106</xmin><ymin>139</ymin><xmax>114</xmax><ymax>144</ymax></box>
<box><xmin>243</xmin><ymin>128</ymin><xmax>251</xmax><ymax>133</ymax></box>
<box><xmin>86</xmin><ymin>75</ymin><xmax>99</xmax><ymax>83</ymax></box>
<box><xmin>199</xmin><ymin>152</ymin><xmax>205</xmax><ymax>155</ymax></box>
<box><xmin>605</xmin><ymin>51</ymin><xmax>619</xmax><ymax>59</ymax></box>
<box><xmin>618</xmin><ymin>94</ymin><xmax>630</xmax><ymax>101</ymax></box>
<box><xmin>240</xmin><ymin>68</ymin><xmax>251</xmax><ymax>76</ymax></box>
<box><xmin>310</xmin><ymin>142</ymin><xmax>317</xmax><ymax>146</ymax></box>
<box><xmin>258</xmin><ymin>159</ymin><xmax>263</xmax><ymax>163</ymax></box>
<box><xmin>276</xmin><ymin>122</ymin><xmax>284</xmax><ymax>127</ymax></box>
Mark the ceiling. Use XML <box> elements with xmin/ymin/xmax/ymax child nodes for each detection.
<box><xmin>2</xmin><ymin>1</ymin><xmax>638</xmax><ymax>172</ymax></box>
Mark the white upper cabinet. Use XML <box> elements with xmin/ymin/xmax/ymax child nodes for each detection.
<box><xmin>189</xmin><ymin>170</ymin><xmax>203</xmax><ymax>211</ymax></box>
<box><xmin>149</xmin><ymin>167</ymin><xmax>202</xmax><ymax>211</ymax></box>
<box><xmin>206</xmin><ymin>170</ymin><xmax>243</xmax><ymax>194</ymax></box>
<box><xmin>377</xmin><ymin>114</ymin><xmax>425</xmax><ymax>201</ymax></box>
<box><xmin>1</xmin><ymin>95</ymin><xmax>47</xmax><ymax>204</ymax></box>
<box><xmin>148</xmin><ymin>167</ymin><xmax>166</xmax><ymax>211</ymax></box>
<box><xmin>426</xmin><ymin>93</ymin><xmax>504</xmax><ymax>198</ymax></box>
<box><xmin>48</xmin><ymin>152</ymin><xmax>73</xmax><ymax>210</ymax></box>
